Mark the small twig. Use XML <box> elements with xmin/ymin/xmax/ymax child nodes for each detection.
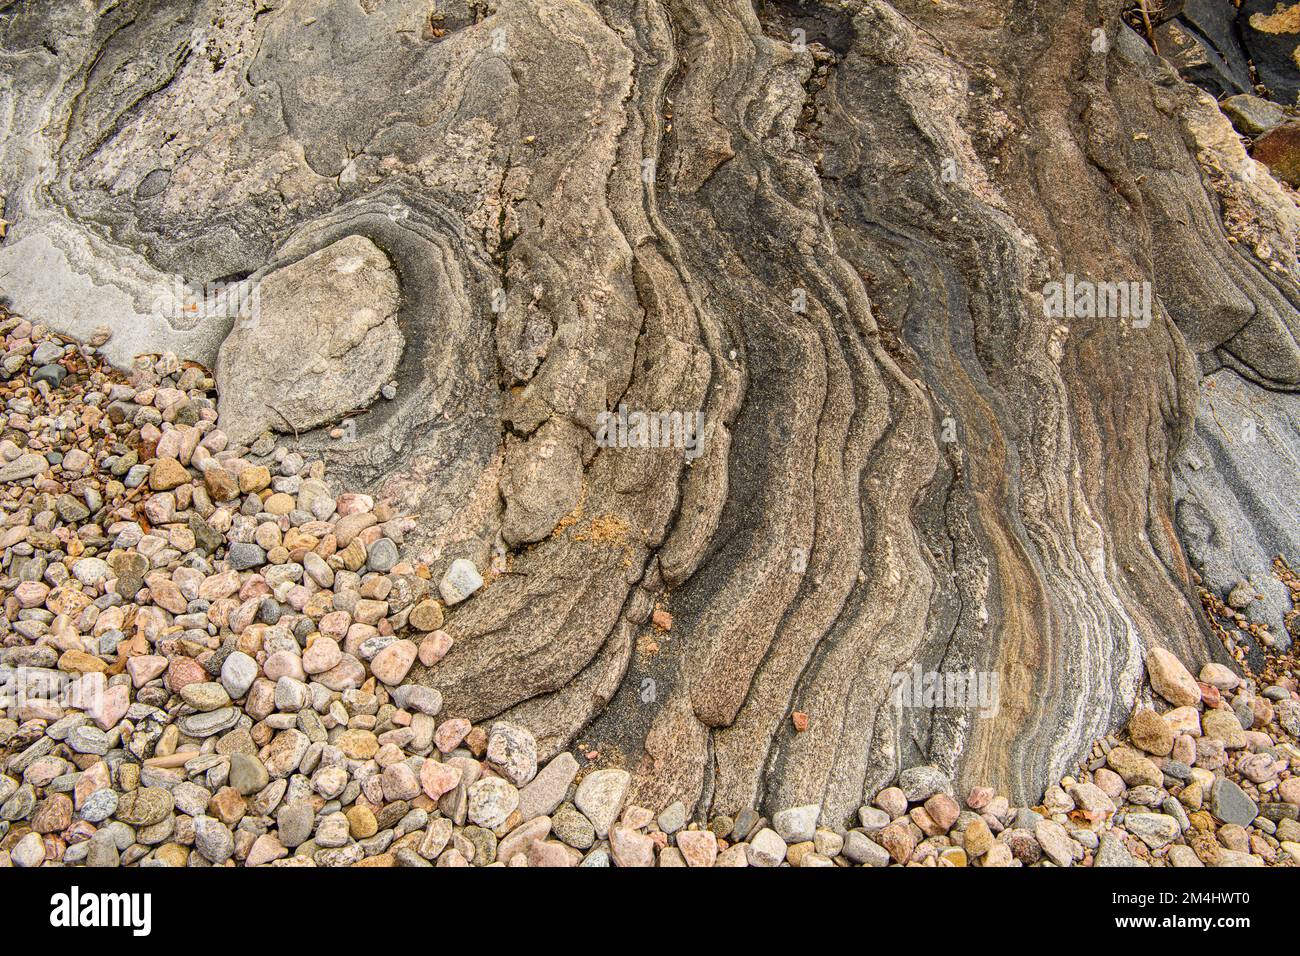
<box><xmin>1206</xmin><ymin>399</ymin><xmax>1232</xmax><ymax>445</ymax></box>
<box><xmin>1138</xmin><ymin>1</ymin><xmax>1158</xmax><ymax>55</ymax></box>
<box><xmin>143</xmin><ymin>751</ymin><xmax>203</xmax><ymax>768</ymax></box>
<box><xmin>266</xmin><ymin>403</ymin><xmax>299</xmax><ymax>441</ymax></box>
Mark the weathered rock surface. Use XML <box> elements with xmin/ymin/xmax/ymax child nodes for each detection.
<box><xmin>215</xmin><ymin>235</ymin><xmax>403</xmax><ymax>443</ymax></box>
<box><xmin>1</xmin><ymin>0</ymin><xmax>1298</xmax><ymax>827</ymax></box>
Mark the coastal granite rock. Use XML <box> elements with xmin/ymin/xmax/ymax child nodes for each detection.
<box><xmin>2</xmin><ymin>0</ymin><xmax>1297</xmax><ymax>825</ymax></box>
<box><xmin>215</xmin><ymin>235</ymin><xmax>403</xmax><ymax>444</ymax></box>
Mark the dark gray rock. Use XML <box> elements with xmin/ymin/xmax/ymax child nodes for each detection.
<box><xmin>1210</xmin><ymin>777</ymin><xmax>1259</xmax><ymax>827</ymax></box>
<box><xmin>1221</xmin><ymin>94</ymin><xmax>1286</xmax><ymax>137</ymax></box>
<box><xmin>226</xmin><ymin>543</ymin><xmax>266</xmax><ymax>571</ymax></box>
<box><xmin>1174</xmin><ymin>369</ymin><xmax>1300</xmax><ymax>649</ymax></box>
<box><xmin>1239</xmin><ymin>0</ymin><xmax>1300</xmax><ymax>106</ymax></box>
<box><xmin>1094</xmin><ymin>831</ymin><xmax>1144</xmax><ymax>867</ymax></box>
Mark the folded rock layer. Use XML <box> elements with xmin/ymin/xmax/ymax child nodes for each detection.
<box><xmin>2</xmin><ymin>0</ymin><xmax>1297</xmax><ymax>823</ymax></box>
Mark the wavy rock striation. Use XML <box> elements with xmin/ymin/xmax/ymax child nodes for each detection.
<box><xmin>1</xmin><ymin>0</ymin><xmax>1297</xmax><ymax>823</ymax></box>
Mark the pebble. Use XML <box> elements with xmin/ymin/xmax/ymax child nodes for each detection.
<box><xmin>178</xmin><ymin>707</ymin><xmax>239</xmax><ymax>738</ymax></box>
<box><xmin>316</xmin><ymin>812</ymin><xmax>351</xmax><ymax>848</ymax></box>
<box><xmin>85</xmin><ymin>830</ymin><xmax>121</xmax><ymax>868</ymax></box>
<box><xmin>553</xmin><ymin>803</ymin><xmax>596</xmax><ymax>850</ymax></box>
<box><xmin>1106</xmin><ymin>746</ymin><xmax>1164</xmax><ymax>788</ymax></box>
<box><xmin>745</xmin><ymin>827</ymin><xmax>787</xmax><ymax>867</ymax></box>
<box><xmin>1069</xmin><ymin>781</ymin><xmax>1116</xmax><ymax>821</ymax></box>
<box><xmin>1094</xmin><ymin>832</ymin><xmax>1140</xmax><ymax>867</ymax></box>
<box><xmin>1202</xmin><ymin>708</ymin><xmax>1247</xmax><ymax>748</ymax></box>
<box><xmin>487</xmin><ymin>721</ymin><xmax>539</xmax><ymax>786</ymax></box>
<box><xmin>873</xmin><ymin>786</ymin><xmax>908</xmax><ymax>819</ymax></box>
<box><xmin>729</xmin><ymin>808</ymin><xmax>758</xmax><ymax>841</ymax></box>
<box><xmin>1146</xmin><ymin>647</ymin><xmax>1201</xmax><ymax>708</ymax></box>
<box><xmin>181</xmin><ymin>681</ymin><xmax>231</xmax><ymax>712</ymax></box>
<box><xmin>1222</xmin><ymin>94</ymin><xmax>1284</xmax><ymax>136</ymax></box>
<box><xmin>772</xmin><ymin>804</ymin><xmax>819</xmax><ymax>843</ymax></box>
<box><xmin>220</xmin><ymin>650</ymin><xmax>258</xmax><ymax>697</ymax></box>
<box><xmin>1209</xmin><ymin>777</ymin><xmax>1258</xmax><ymax>827</ymax></box>
<box><xmin>381</xmin><ymin>763</ymin><xmax>421</xmax><ymax>801</ymax></box>
<box><xmin>367</xmin><ymin>538</ymin><xmax>399</xmax><ymax>572</ymax></box>
<box><xmin>66</xmin><ymin>725</ymin><xmax>109</xmax><ymax>755</ymax></box>
<box><xmin>116</xmin><ymin>787</ymin><xmax>174</xmax><ymax>827</ymax></box>
<box><xmin>497</xmin><ymin>815</ymin><xmax>550</xmax><ymax>863</ymax></box>
<box><xmin>878</xmin><ymin>819</ymin><xmax>916</xmax><ymax>863</ymax></box>
<box><xmin>897</xmin><ymin>765</ymin><xmax>952</xmax><ymax>802</ymax></box>
<box><xmin>1028</xmin><ymin>818</ymin><xmax>1073</xmax><ymax>866</ymax></box>
<box><xmin>677</xmin><ymin>829</ymin><xmax>719</xmax><ymax>867</ymax></box>
<box><xmin>1124</xmin><ymin>812</ymin><xmax>1181</xmax><ymax>849</ymax></box>
<box><xmin>923</xmin><ymin>792</ymin><xmax>960</xmax><ymax>830</ymax></box>
<box><xmin>193</xmin><ymin>816</ymin><xmax>235</xmax><ymax>862</ymax></box>
<box><xmin>656</xmin><ymin>800</ymin><xmax>687</xmax><ymax>835</ymax></box>
<box><xmin>1199</xmin><ymin>662</ymin><xmax>1240</xmax><ymax>691</ymax></box>
<box><xmin>609</xmin><ymin>824</ymin><xmax>656</xmax><ymax>867</ymax></box>
<box><xmin>518</xmin><ymin>752</ymin><xmax>579</xmax><ymax>821</ymax></box>
<box><xmin>963</xmin><ymin>817</ymin><xmax>993</xmax><ymax>858</ymax></box>
<box><xmin>858</xmin><ymin>805</ymin><xmax>890</xmax><ymax>830</ymax></box>
<box><xmin>33</xmin><ymin>793</ymin><xmax>73</xmax><ymax>832</ymax></box>
<box><xmin>246</xmin><ymin>834</ymin><xmax>288</xmax><ymax>867</ymax></box>
<box><xmin>468</xmin><ymin>777</ymin><xmax>519</xmax><ymax>829</ymax></box>
<box><xmin>229</xmin><ymin>753</ymin><xmax>269</xmax><ymax>796</ymax></box>
<box><xmin>346</xmin><ymin>804</ymin><xmax>379</xmax><ymax>839</ymax></box>
<box><xmin>532</xmin><ymin>841</ymin><xmax>579</xmax><ymax>867</ymax></box>
<box><xmin>574</xmin><ymin>768</ymin><xmax>630</xmax><ymax>839</ymax></box>
<box><xmin>0</xmin><ymin>454</ymin><xmax>47</xmax><ymax>483</ymax></box>
<box><xmin>11</xmin><ymin>831</ymin><xmax>45</xmax><ymax>867</ymax></box>
<box><xmin>409</xmin><ymin>599</ymin><xmax>444</xmax><ymax>631</ymax></box>
<box><xmin>419</xmin><ymin>759</ymin><xmax>463</xmax><ymax>800</ymax></box>
<box><xmin>1128</xmin><ymin>708</ymin><xmax>1173</xmax><ymax>756</ymax></box>
<box><xmin>842</xmin><ymin>830</ymin><xmax>890</xmax><ymax>866</ymax></box>
<box><xmin>148</xmin><ymin>457</ymin><xmax>190</xmax><ymax>491</ymax></box>
<box><xmin>302</xmin><ymin>636</ymin><xmax>343</xmax><ymax>674</ymax></box>
<box><xmin>227</xmin><ymin>542</ymin><xmax>266</xmax><ymax>570</ymax></box>
<box><xmin>277</xmin><ymin>802</ymin><xmax>315</xmax><ymax>848</ymax></box>
<box><xmin>370</xmin><ymin>639</ymin><xmax>417</xmax><ymax>685</ymax></box>
<box><xmin>439</xmin><ymin>558</ymin><xmax>483</xmax><ymax>605</ymax></box>
<box><xmin>1168</xmin><ymin>844</ymin><xmax>1204</xmax><ymax>867</ymax></box>
<box><xmin>79</xmin><ymin>788</ymin><xmax>119</xmax><ymax>823</ymax></box>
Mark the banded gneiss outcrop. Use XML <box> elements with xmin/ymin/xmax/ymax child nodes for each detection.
<box><xmin>1</xmin><ymin>0</ymin><xmax>1297</xmax><ymax>828</ymax></box>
